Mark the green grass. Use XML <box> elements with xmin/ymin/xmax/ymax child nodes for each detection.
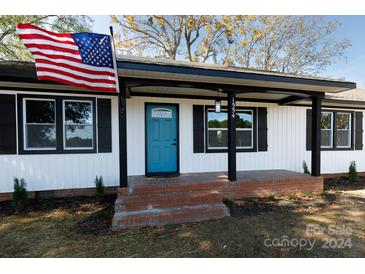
<box><xmin>0</xmin><ymin>191</ymin><xmax>364</xmax><ymax>258</ymax></box>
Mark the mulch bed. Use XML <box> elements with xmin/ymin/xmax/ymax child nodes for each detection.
<box><xmin>324</xmin><ymin>176</ymin><xmax>365</xmax><ymax>191</ymax></box>
<box><xmin>0</xmin><ymin>194</ymin><xmax>116</xmax><ymax>216</ymax></box>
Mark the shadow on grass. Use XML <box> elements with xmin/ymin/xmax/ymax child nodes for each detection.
<box><xmin>0</xmin><ymin>193</ymin><xmax>364</xmax><ymax>258</ymax></box>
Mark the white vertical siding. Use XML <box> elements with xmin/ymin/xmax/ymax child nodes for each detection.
<box><xmin>0</xmin><ymin>90</ymin><xmax>119</xmax><ymax>193</ymax></box>
<box><xmin>127</xmin><ymin>96</ymin><xmax>365</xmax><ymax>176</ymax></box>
<box><xmin>2</xmin><ymin>92</ymin><xmax>365</xmax><ymax>193</ymax></box>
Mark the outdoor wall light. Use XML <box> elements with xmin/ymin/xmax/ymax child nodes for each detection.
<box><xmin>215</xmin><ymin>100</ymin><xmax>221</xmax><ymax>113</ymax></box>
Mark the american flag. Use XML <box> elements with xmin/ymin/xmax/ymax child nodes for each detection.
<box><xmin>17</xmin><ymin>24</ymin><xmax>118</xmax><ymax>93</ymax></box>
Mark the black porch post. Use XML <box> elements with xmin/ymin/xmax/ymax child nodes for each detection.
<box><xmin>119</xmin><ymin>83</ymin><xmax>128</xmax><ymax>187</ymax></box>
<box><xmin>227</xmin><ymin>91</ymin><xmax>237</xmax><ymax>181</ymax></box>
<box><xmin>311</xmin><ymin>96</ymin><xmax>322</xmax><ymax>177</ymax></box>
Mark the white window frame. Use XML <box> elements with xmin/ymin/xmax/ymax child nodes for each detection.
<box><xmin>63</xmin><ymin>99</ymin><xmax>94</xmax><ymax>150</ymax></box>
<box><xmin>336</xmin><ymin>112</ymin><xmax>352</xmax><ymax>148</ymax></box>
<box><xmin>321</xmin><ymin>111</ymin><xmax>333</xmax><ymax>148</ymax></box>
<box><xmin>207</xmin><ymin>109</ymin><xmax>254</xmax><ymax>150</ymax></box>
<box><xmin>23</xmin><ymin>98</ymin><xmax>56</xmax><ymax>151</ymax></box>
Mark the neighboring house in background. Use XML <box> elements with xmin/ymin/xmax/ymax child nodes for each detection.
<box><xmin>0</xmin><ymin>56</ymin><xmax>363</xmax><ymax>228</ymax></box>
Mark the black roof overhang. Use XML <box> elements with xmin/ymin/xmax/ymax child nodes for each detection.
<box><xmin>0</xmin><ymin>61</ymin><xmax>357</xmax><ymax>100</ymax></box>
<box><xmin>117</xmin><ymin>60</ymin><xmax>356</xmax><ymax>93</ymax></box>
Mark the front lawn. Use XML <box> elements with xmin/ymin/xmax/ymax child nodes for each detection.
<box><xmin>0</xmin><ymin>181</ymin><xmax>364</xmax><ymax>257</ymax></box>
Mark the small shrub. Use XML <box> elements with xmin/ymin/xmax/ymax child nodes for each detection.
<box><xmin>267</xmin><ymin>192</ymin><xmax>276</xmax><ymax>201</ymax></box>
<box><xmin>303</xmin><ymin>160</ymin><xmax>310</xmax><ymax>174</ymax></box>
<box><xmin>223</xmin><ymin>198</ymin><xmax>236</xmax><ymax>208</ymax></box>
<box><xmin>348</xmin><ymin>161</ymin><xmax>359</xmax><ymax>182</ymax></box>
<box><xmin>287</xmin><ymin>194</ymin><xmax>296</xmax><ymax>200</ymax></box>
<box><xmin>12</xmin><ymin>177</ymin><xmax>29</xmax><ymax>209</ymax></box>
<box><xmin>319</xmin><ymin>190</ymin><xmax>328</xmax><ymax>197</ymax></box>
<box><xmin>164</xmin><ymin>223</ymin><xmax>177</xmax><ymax>229</ymax></box>
<box><xmin>302</xmin><ymin>191</ymin><xmax>314</xmax><ymax>198</ymax></box>
<box><xmin>95</xmin><ymin>176</ymin><xmax>105</xmax><ymax>202</ymax></box>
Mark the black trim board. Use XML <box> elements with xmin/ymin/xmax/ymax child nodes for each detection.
<box><xmin>0</xmin><ymin>82</ymin><xmax>119</xmax><ymax>97</ymax></box>
<box><xmin>118</xmin><ymin>61</ymin><xmax>356</xmax><ymax>90</ymax></box>
<box><xmin>144</xmin><ymin>102</ymin><xmax>180</xmax><ymax>176</ymax></box>
<box><xmin>17</xmin><ymin>94</ymin><xmax>97</xmax><ymax>155</ymax></box>
<box><xmin>118</xmin><ymin>87</ymin><xmax>128</xmax><ymax>188</ymax></box>
<box><xmin>0</xmin><ymin>60</ymin><xmax>356</xmax><ymax>91</ymax></box>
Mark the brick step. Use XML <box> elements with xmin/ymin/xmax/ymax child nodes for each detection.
<box><xmin>115</xmin><ymin>190</ymin><xmax>223</xmax><ymax>212</ymax></box>
<box><xmin>112</xmin><ymin>204</ymin><xmax>229</xmax><ymax>230</ymax></box>
<box><xmin>125</xmin><ymin>181</ymin><xmax>226</xmax><ymax>195</ymax></box>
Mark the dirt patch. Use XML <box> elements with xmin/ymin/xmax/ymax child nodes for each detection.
<box><xmin>225</xmin><ymin>192</ymin><xmax>341</xmax><ymax>218</ymax></box>
<box><xmin>226</xmin><ymin>198</ymin><xmax>282</xmax><ymax>217</ymax></box>
<box><xmin>73</xmin><ymin>203</ymin><xmax>115</xmax><ymax>235</ymax></box>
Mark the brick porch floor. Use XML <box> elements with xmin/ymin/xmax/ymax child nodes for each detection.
<box><xmin>126</xmin><ymin>169</ymin><xmax>323</xmax><ymax>197</ymax></box>
<box><xmin>112</xmin><ymin>170</ymin><xmax>323</xmax><ymax>229</ymax></box>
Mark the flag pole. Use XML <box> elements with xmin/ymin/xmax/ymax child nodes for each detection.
<box><xmin>110</xmin><ymin>25</ymin><xmax>128</xmax><ymax>188</ymax></box>
<box><xmin>109</xmin><ymin>26</ymin><xmax>120</xmax><ymax>93</ymax></box>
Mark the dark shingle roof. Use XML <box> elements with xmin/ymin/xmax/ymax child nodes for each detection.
<box><xmin>0</xmin><ymin>61</ymin><xmax>37</xmax><ymax>79</ymax></box>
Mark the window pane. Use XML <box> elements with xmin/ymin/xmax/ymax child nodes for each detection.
<box><xmin>208</xmin><ymin>129</ymin><xmax>227</xmax><ymax>148</ymax></box>
<box><xmin>26</xmin><ymin>125</ymin><xmax>56</xmax><ymax>148</ymax></box>
<box><xmin>65</xmin><ymin>102</ymin><xmax>92</xmax><ymax>125</ymax></box>
<box><xmin>337</xmin><ymin>130</ymin><xmax>350</xmax><ymax>147</ymax></box>
<box><xmin>237</xmin><ymin>130</ymin><xmax>252</xmax><ymax>148</ymax></box>
<box><xmin>207</xmin><ymin>111</ymin><xmax>227</xmax><ymax>128</ymax></box>
<box><xmin>236</xmin><ymin>111</ymin><xmax>252</xmax><ymax>128</ymax></box>
<box><xmin>26</xmin><ymin>100</ymin><xmax>55</xmax><ymax>123</ymax></box>
<box><xmin>321</xmin><ymin>129</ymin><xmax>332</xmax><ymax>147</ymax></box>
<box><xmin>336</xmin><ymin>113</ymin><xmax>350</xmax><ymax>130</ymax></box>
<box><xmin>65</xmin><ymin>125</ymin><xmax>93</xmax><ymax>148</ymax></box>
<box><xmin>321</xmin><ymin>112</ymin><xmax>332</xmax><ymax>129</ymax></box>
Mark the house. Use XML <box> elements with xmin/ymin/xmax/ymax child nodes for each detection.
<box><xmin>0</xmin><ymin>56</ymin><xmax>362</xmax><ymax>228</ymax></box>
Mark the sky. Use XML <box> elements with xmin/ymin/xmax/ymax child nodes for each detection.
<box><xmin>91</xmin><ymin>15</ymin><xmax>365</xmax><ymax>88</ymax></box>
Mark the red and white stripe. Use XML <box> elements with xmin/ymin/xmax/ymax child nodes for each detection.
<box><xmin>17</xmin><ymin>24</ymin><xmax>117</xmax><ymax>92</ymax></box>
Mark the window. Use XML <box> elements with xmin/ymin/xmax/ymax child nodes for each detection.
<box><xmin>207</xmin><ymin>109</ymin><xmax>254</xmax><ymax>150</ymax></box>
<box><xmin>19</xmin><ymin>95</ymin><xmax>97</xmax><ymax>154</ymax></box>
<box><xmin>236</xmin><ymin>111</ymin><xmax>254</xmax><ymax>149</ymax></box>
<box><xmin>63</xmin><ymin>100</ymin><xmax>94</xmax><ymax>149</ymax></box>
<box><xmin>320</xmin><ymin>110</ymin><xmax>352</xmax><ymax>149</ymax></box>
<box><xmin>336</xmin><ymin>112</ymin><xmax>351</xmax><ymax>148</ymax></box>
<box><xmin>23</xmin><ymin>99</ymin><xmax>56</xmax><ymax>150</ymax></box>
<box><xmin>321</xmin><ymin>112</ymin><xmax>333</xmax><ymax>148</ymax></box>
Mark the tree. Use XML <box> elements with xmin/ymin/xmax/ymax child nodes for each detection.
<box><xmin>112</xmin><ymin>15</ymin><xmax>350</xmax><ymax>75</ymax></box>
<box><xmin>111</xmin><ymin>15</ymin><xmax>238</xmax><ymax>63</ymax></box>
<box><xmin>231</xmin><ymin>16</ymin><xmax>351</xmax><ymax>74</ymax></box>
<box><xmin>0</xmin><ymin>15</ymin><xmax>93</xmax><ymax>61</ymax></box>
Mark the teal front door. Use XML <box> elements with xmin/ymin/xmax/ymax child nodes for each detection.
<box><xmin>146</xmin><ymin>104</ymin><xmax>178</xmax><ymax>174</ymax></box>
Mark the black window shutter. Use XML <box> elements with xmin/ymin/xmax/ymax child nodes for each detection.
<box><xmin>355</xmin><ymin>111</ymin><xmax>363</xmax><ymax>150</ymax></box>
<box><xmin>257</xmin><ymin>107</ymin><xmax>268</xmax><ymax>151</ymax></box>
<box><xmin>306</xmin><ymin>109</ymin><xmax>312</xmax><ymax>151</ymax></box>
<box><xmin>193</xmin><ymin>105</ymin><xmax>205</xmax><ymax>153</ymax></box>
<box><xmin>0</xmin><ymin>94</ymin><xmax>16</xmax><ymax>154</ymax></box>
<box><xmin>97</xmin><ymin>99</ymin><xmax>112</xmax><ymax>153</ymax></box>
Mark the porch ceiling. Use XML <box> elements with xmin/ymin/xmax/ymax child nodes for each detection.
<box><xmin>130</xmin><ymin>86</ymin><xmax>288</xmax><ymax>102</ymax></box>
<box><xmin>293</xmin><ymin>97</ymin><xmax>365</xmax><ymax>110</ymax></box>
